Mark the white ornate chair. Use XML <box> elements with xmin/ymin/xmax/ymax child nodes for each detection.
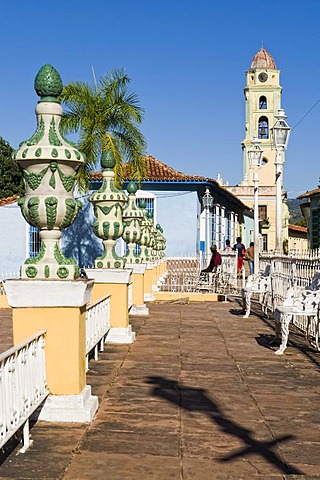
<box><xmin>273</xmin><ymin>272</ymin><xmax>320</xmax><ymax>355</ymax></box>
<box><xmin>242</xmin><ymin>267</ymin><xmax>271</xmax><ymax>318</ymax></box>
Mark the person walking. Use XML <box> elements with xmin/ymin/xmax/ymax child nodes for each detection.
<box><xmin>233</xmin><ymin>236</ymin><xmax>246</xmax><ymax>272</ymax></box>
<box><xmin>245</xmin><ymin>242</ymin><xmax>255</xmax><ymax>275</ymax></box>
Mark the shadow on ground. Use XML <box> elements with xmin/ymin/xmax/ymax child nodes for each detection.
<box><xmin>147</xmin><ymin>375</ymin><xmax>303</xmax><ymax>476</ymax></box>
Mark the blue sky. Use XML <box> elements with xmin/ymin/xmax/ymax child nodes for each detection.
<box><xmin>0</xmin><ymin>0</ymin><xmax>319</xmax><ymax>198</ymax></box>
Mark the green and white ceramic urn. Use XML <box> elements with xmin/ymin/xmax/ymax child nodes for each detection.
<box><xmin>90</xmin><ymin>151</ymin><xmax>127</xmax><ymax>269</ymax></box>
<box><xmin>146</xmin><ymin>211</ymin><xmax>156</xmax><ymax>261</ymax></box>
<box><xmin>156</xmin><ymin>224</ymin><xmax>166</xmax><ymax>259</ymax></box>
<box><xmin>15</xmin><ymin>64</ymin><xmax>85</xmax><ymax>280</ymax></box>
<box><xmin>136</xmin><ymin>199</ymin><xmax>151</xmax><ymax>262</ymax></box>
<box><xmin>122</xmin><ymin>182</ymin><xmax>144</xmax><ymax>263</ymax></box>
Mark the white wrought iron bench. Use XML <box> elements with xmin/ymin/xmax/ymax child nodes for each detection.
<box><xmin>242</xmin><ymin>266</ymin><xmax>271</xmax><ymax>318</ymax></box>
<box><xmin>273</xmin><ymin>272</ymin><xmax>320</xmax><ymax>355</ymax></box>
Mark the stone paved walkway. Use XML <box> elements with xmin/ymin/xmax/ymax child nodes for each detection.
<box><xmin>1</xmin><ymin>299</ymin><xmax>320</xmax><ymax>479</ymax></box>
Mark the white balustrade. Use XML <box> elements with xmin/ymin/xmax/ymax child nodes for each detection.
<box><xmin>158</xmin><ymin>253</ymin><xmax>237</xmax><ymax>295</ymax></box>
<box><xmin>253</xmin><ymin>251</ymin><xmax>320</xmax><ymax>351</ymax></box>
<box><xmin>0</xmin><ymin>330</ymin><xmax>48</xmax><ymax>453</ymax></box>
<box><xmin>85</xmin><ymin>295</ymin><xmax>111</xmax><ymax>369</ymax></box>
<box><xmin>0</xmin><ymin>271</ymin><xmax>20</xmax><ymax>283</ymax></box>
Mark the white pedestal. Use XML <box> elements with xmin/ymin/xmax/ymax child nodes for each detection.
<box><xmin>106</xmin><ymin>326</ymin><xmax>136</xmax><ymax>344</ymax></box>
<box><xmin>4</xmin><ymin>278</ymin><xmax>94</xmax><ymax>307</ymax></box>
<box><xmin>130</xmin><ymin>304</ymin><xmax>149</xmax><ymax>316</ymax></box>
<box><xmin>38</xmin><ymin>385</ymin><xmax>98</xmax><ymax>423</ymax></box>
<box><xmin>86</xmin><ymin>268</ymin><xmax>132</xmax><ymax>284</ymax></box>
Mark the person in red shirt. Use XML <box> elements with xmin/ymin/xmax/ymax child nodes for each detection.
<box><xmin>201</xmin><ymin>245</ymin><xmax>222</xmax><ymax>273</ymax></box>
<box><xmin>233</xmin><ymin>236</ymin><xmax>246</xmax><ymax>272</ymax></box>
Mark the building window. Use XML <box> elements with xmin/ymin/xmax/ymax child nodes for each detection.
<box><xmin>226</xmin><ymin>211</ymin><xmax>231</xmax><ymax>240</ymax></box>
<box><xmin>262</xmin><ymin>234</ymin><xmax>268</xmax><ymax>252</ymax></box>
<box><xmin>259</xmin><ymin>96</ymin><xmax>267</xmax><ymax>109</ymax></box>
<box><xmin>258</xmin><ymin>205</ymin><xmax>268</xmax><ymax>221</ymax></box>
<box><xmin>29</xmin><ymin>226</ymin><xmax>41</xmax><ymax>258</ymax></box>
<box><xmin>311</xmin><ymin>209</ymin><xmax>320</xmax><ymax>249</ymax></box>
<box><xmin>258</xmin><ymin>116</ymin><xmax>269</xmax><ymax>139</ymax></box>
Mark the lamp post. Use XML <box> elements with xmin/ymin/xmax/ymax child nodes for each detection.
<box><xmin>248</xmin><ymin>138</ymin><xmax>263</xmax><ymax>275</ymax></box>
<box><xmin>202</xmin><ymin>187</ymin><xmax>214</xmax><ymax>266</ymax></box>
<box><xmin>271</xmin><ymin>108</ymin><xmax>291</xmax><ymax>252</ymax></box>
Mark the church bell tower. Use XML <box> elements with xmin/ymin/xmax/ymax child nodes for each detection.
<box><xmin>226</xmin><ymin>48</ymin><xmax>289</xmax><ymax>252</ymax></box>
<box><xmin>242</xmin><ymin>48</ymin><xmax>282</xmax><ymax>186</ymax></box>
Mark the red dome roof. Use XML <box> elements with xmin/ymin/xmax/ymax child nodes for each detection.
<box><xmin>250</xmin><ymin>48</ymin><xmax>276</xmax><ymax>69</ymax></box>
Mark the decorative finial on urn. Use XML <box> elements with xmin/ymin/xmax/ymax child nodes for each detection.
<box><xmin>127</xmin><ymin>181</ymin><xmax>138</xmax><ymax>195</ymax></box>
<box><xmin>138</xmin><ymin>198</ymin><xmax>146</xmax><ymax>209</ymax></box>
<box><xmin>101</xmin><ymin>150</ymin><xmax>116</xmax><ymax>170</ymax></box>
<box><xmin>34</xmin><ymin>64</ymin><xmax>63</xmax><ymax>103</ymax></box>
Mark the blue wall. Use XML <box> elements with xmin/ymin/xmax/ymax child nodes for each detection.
<box><xmin>0</xmin><ymin>203</ymin><xmax>26</xmax><ymax>275</ymax></box>
<box><xmin>152</xmin><ymin>190</ymin><xmax>198</xmax><ymax>257</ymax></box>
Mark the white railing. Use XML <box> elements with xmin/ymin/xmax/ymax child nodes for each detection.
<box><xmin>158</xmin><ymin>253</ymin><xmax>238</xmax><ymax>295</ymax></box>
<box><xmin>0</xmin><ymin>330</ymin><xmax>48</xmax><ymax>453</ymax></box>
<box><xmin>260</xmin><ymin>251</ymin><xmax>320</xmax><ymax>307</ymax></box>
<box><xmin>220</xmin><ymin>252</ymin><xmax>238</xmax><ymax>291</ymax></box>
<box><xmin>85</xmin><ymin>295</ymin><xmax>111</xmax><ymax>369</ymax></box>
<box><xmin>253</xmin><ymin>250</ymin><xmax>320</xmax><ymax>349</ymax></box>
<box><xmin>0</xmin><ymin>271</ymin><xmax>20</xmax><ymax>282</ymax></box>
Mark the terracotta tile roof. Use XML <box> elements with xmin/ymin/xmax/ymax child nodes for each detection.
<box><xmin>250</xmin><ymin>48</ymin><xmax>276</xmax><ymax>70</ymax></box>
<box><xmin>0</xmin><ymin>195</ymin><xmax>19</xmax><ymax>207</ymax></box>
<box><xmin>91</xmin><ymin>155</ymin><xmax>218</xmax><ymax>184</ymax></box>
<box><xmin>91</xmin><ymin>155</ymin><xmax>250</xmax><ymax>210</ymax></box>
<box><xmin>288</xmin><ymin>224</ymin><xmax>307</xmax><ymax>233</ymax></box>
<box><xmin>297</xmin><ymin>188</ymin><xmax>320</xmax><ymax>199</ymax></box>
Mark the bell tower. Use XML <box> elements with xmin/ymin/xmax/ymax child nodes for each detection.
<box><xmin>226</xmin><ymin>48</ymin><xmax>289</xmax><ymax>252</ymax></box>
<box><xmin>242</xmin><ymin>48</ymin><xmax>282</xmax><ymax>186</ymax></box>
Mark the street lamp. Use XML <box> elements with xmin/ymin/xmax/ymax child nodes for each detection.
<box><xmin>271</xmin><ymin>108</ymin><xmax>291</xmax><ymax>252</ymax></box>
<box><xmin>202</xmin><ymin>187</ymin><xmax>214</xmax><ymax>266</ymax></box>
<box><xmin>248</xmin><ymin>138</ymin><xmax>263</xmax><ymax>274</ymax></box>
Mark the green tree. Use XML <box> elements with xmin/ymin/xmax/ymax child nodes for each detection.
<box><xmin>60</xmin><ymin>69</ymin><xmax>146</xmax><ymax>191</ymax></box>
<box><xmin>0</xmin><ymin>136</ymin><xmax>24</xmax><ymax>198</ymax></box>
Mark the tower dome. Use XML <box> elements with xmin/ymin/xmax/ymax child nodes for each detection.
<box><xmin>250</xmin><ymin>48</ymin><xmax>276</xmax><ymax>69</ymax></box>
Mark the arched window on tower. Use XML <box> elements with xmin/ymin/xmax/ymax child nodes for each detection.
<box><xmin>258</xmin><ymin>116</ymin><xmax>269</xmax><ymax>139</ymax></box>
<box><xmin>259</xmin><ymin>96</ymin><xmax>267</xmax><ymax>109</ymax></box>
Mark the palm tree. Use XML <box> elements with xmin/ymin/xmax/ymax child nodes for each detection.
<box><xmin>60</xmin><ymin>69</ymin><xmax>146</xmax><ymax>191</ymax></box>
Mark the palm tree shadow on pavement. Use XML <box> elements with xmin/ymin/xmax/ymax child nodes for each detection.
<box><xmin>147</xmin><ymin>376</ymin><xmax>303</xmax><ymax>475</ymax></box>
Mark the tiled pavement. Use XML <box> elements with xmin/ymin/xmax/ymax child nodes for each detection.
<box><xmin>1</xmin><ymin>298</ymin><xmax>320</xmax><ymax>479</ymax></box>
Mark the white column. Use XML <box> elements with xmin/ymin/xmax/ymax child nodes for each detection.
<box><xmin>253</xmin><ymin>172</ymin><xmax>259</xmax><ymax>274</ymax></box>
<box><xmin>205</xmin><ymin>207</ymin><xmax>211</xmax><ymax>265</ymax></box>
<box><xmin>221</xmin><ymin>207</ymin><xmax>226</xmax><ymax>250</ymax></box>
<box><xmin>275</xmin><ymin>149</ymin><xmax>283</xmax><ymax>252</ymax></box>
<box><xmin>214</xmin><ymin>205</ymin><xmax>220</xmax><ymax>245</ymax></box>
<box><xmin>233</xmin><ymin>213</ymin><xmax>238</xmax><ymax>244</ymax></box>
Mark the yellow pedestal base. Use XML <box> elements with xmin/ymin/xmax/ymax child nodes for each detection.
<box><xmin>143</xmin><ymin>262</ymin><xmax>155</xmax><ymax>302</ymax></box>
<box><xmin>87</xmin><ymin>268</ymin><xmax>136</xmax><ymax>343</ymax></box>
<box><xmin>4</xmin><ymin>279</ymin><xmax>94</xmax><ymax>397</ymax></box>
